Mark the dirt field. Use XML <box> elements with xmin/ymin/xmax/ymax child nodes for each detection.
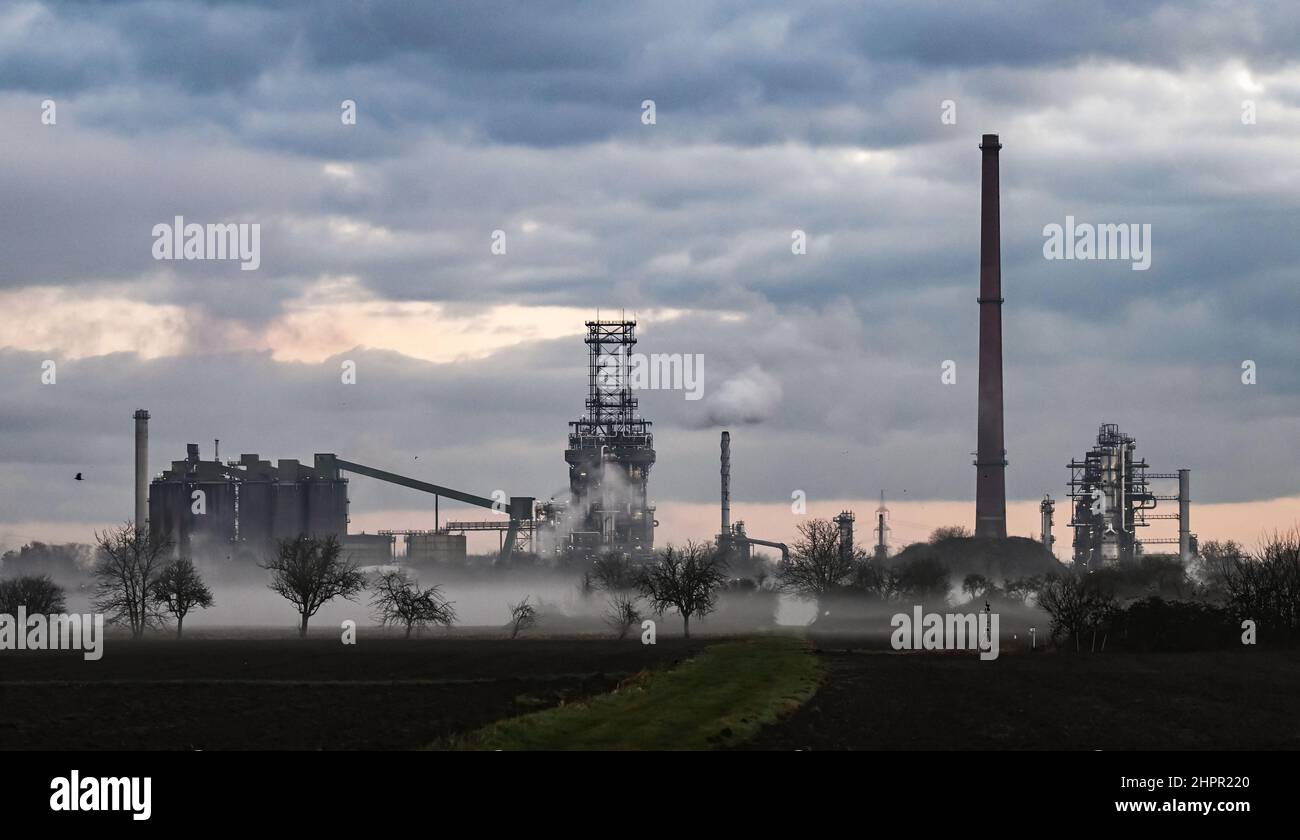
<box><xmin>741</xmin><ymin>636</ymin><xmax>1300</xmax><ymax>750</ymax></box>
<box><xmin>0</xmin><ymin>632</ymin><xmax>708</xmax><ymax>750</ymax></box>
<box><xmin>6</xmin><ymin>628</ymin><xmax>1295</xmax><ymax>750</ymax></box>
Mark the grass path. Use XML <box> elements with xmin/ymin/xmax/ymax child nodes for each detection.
<box><xmin>436</xmin><ymin>635</ymin><xmax>821</xmax><ymax>750</ymax></box>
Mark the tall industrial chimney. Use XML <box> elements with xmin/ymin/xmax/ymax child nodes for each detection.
<box><xmin>974</xmin><ymin>133</ymin><xmax>1008</xmax><ymax>539</ymax></box>
<box><xmin>720</xmin><ymin>431</ymin><xmax>731</xmax><ymax>538</ymax></box>
<box><xmin>133</xmin><ymin>409</ymin><xmax>150</xmax><ymax>532</ymax></box>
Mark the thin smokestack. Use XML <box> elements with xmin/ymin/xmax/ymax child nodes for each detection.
<box><xmin>975</xmin><ymin>133</ymin><xmax>1008</xmax><ymax>539</ymax></box>
<box><xmin>720</xmin><ymin>431</ymin><xmax>731</xmax><ymax>537</ymax></box>
<box><xmin>134</xmin><ymin>409</ymin><xmax>150</xmax><ymax>532</ymax></box>
<box><xmin>1178</xmin><ymin>469</ymin><xmax>1191</xmax><ymax>561</ymax></box>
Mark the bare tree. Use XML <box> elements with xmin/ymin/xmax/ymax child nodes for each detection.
<box><xmin>152</xmin><ymin>557</ymin><xmax>214</xmax><ymax>638</ymax></box>
<box><xmin>1036</xmin><ymin>573</ymin><xmax>1117</xmax><ymax>651</ymax></box>
<box><xmin>604</xmin><ymin>593</ymin><xmax>642</xmax><ymax>640</ymax></box>
<box><xmin>847</xmin><ymin>560</ymin><xmax>898</xmax><ymax>601</ymax></box>
<box><xmin>930</xmin><ymin>525</ymin><xmax>972</xmax><ymax>542</ymax></box>
<box><xmin>507</xmin><ymin>596</ymin><xmax>537</xmax><ymax>639</ymax></box>
<box><xmin>1190</xmin><ymin>539</ymin><xmax>1245</xmax><ymax>602</ymax></box>
<box><xmin>92</xmin><ymin>523</ymin><xmax>171</xmax><ymax>639</ymax></box>
<box><xmin>1003</xmin><ymin>575</ymin><xmax>1043</xmax><ymax>605</ymax></box>
<box><xmin>961</xmin><ymin>573</ymin><xmax>991</xmax><ymax>600</ymax></box>
<box><xmin>590</xmin><ymin>552</ymin><xmax>641</xmax><ymax>593</ymax></box>
<box><xmin>1037</xmin><ymin>574</ymin><xmax>1086</xmax><ymax>646</ymax></box>
<box><xmin>894</xmin><ymin>555</ymin><xmax>951</xmax><ymax>603</ymax></box>
<box><xmin>961</xmin><ymin>573</ymin><xmax>1005</xmax><ymax>603</ymax></box>
<box><xmin>0</xmin><ymin>575</ymin><xmax>66</xmax><ymax>614</ymax></box>
<box><xmin>1219</xmin><ymin>529</ymin><xmax>1300</xmax><ymax>642</ymax></box>
<box><xmin>779</xmin><ymin>518</ymin><xmax>857</xmax><ymax>604</ymax></box>
<box><xmin>370</xmin><ymin>569</ymin><xmax>456</xmax><ymax>638</ymax></box>
<box><xmin>263</xmin><ymin>535</ymin><xmax>367</xmax><ymax>637</ymax></box>
<box><xmin>638</xmin><ymin>542</ymin><xmax>727</xmax><ymax>638</ymax></box>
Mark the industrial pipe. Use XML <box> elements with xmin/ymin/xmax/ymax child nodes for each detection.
<box><xmin>1178</xmin><ymin>469</ymin><xmax>1191</xmax><ymax>561</ymax></box>
<box><xmin>738</xmin><ymin>536</ymin><xmax>789</xmax><ymax>566</ymax></box>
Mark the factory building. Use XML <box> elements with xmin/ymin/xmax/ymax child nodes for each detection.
<box><xmin>342</xmin><ymin>532</ymin><xmax>396</xmax><ymax>566</ymax></box>
<box><xmin>148</xmin><ymin>442</ymin><xmax>349</xmax><ymax>561</ymax></box>
<box><xmin>401</xmin><ymin>531</ymin><xmax>468</xmax><ymax>565</ymax></box>
<box><xmin>135</xmin><ymin>400</ymin><xmax>531</xmax><ymax>565</ymax></box>
<box><xmin>1067</xmin><ymin>423</ymin><xmax>1193</xmax><ymax>569</ymax></box>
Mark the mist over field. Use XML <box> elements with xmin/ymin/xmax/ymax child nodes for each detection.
<box><xmin>48</xmin><ymin>563</ymin><xmax>819</xmax><ymax>631</ymax></box>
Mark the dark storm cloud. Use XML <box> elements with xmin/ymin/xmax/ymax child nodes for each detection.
<box><xmin>8</xmin><ymin>1</ymin><xmax>1300</xmax><ymax>148</ymax></box>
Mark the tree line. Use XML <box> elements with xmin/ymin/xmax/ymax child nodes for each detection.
<box><xmin>0</xmin><ymin>524</ymin><xmax>452</xmax><ymax>639</ymax></box>
<box><xmin>6</xmin><ymin>517</ymin><xmax>1294</xmax><ymax>647</ymax></box>
<box><xmin>773</xmin><ymin>517</ymin><xmax>1300</xmax><ymax>650</ymax></box>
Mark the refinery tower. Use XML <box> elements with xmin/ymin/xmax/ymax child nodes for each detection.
<box><xmin>559</xmin><ymin>320</ymin><xmax>657</xmax><ymax>560</ymax></box>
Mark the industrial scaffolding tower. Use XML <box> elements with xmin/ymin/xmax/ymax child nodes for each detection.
<box><xmin>1067</xmin><ymin>423</ymin><xmax>1193</xmax><ymax>569</ymax></box>
<box><xmin>561</xmin><ymin>320</ymin><xmax>657</xmax><ymax>560</ymax></box>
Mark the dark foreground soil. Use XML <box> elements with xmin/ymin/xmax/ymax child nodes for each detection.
<box><xmin>741</xmin><ymin>636</ymin><xmax>1300</xmax><ymax>750</ymax></box>
<box><xmin>0</xmin><ymin>635</ymin><xmax>708</xmax><ymax>750</ymax></box>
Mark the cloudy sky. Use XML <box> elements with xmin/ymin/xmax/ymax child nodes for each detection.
<box><xmin>0</xmin><ymin>0</ymin><xmax>1296</xmax><ymax>555</ymax></box>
